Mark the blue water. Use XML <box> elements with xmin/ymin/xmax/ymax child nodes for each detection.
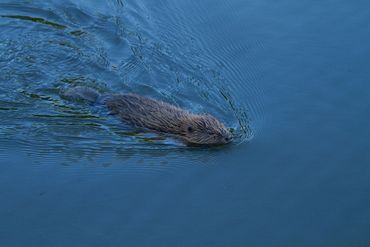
<box><xmin>1</xmin><ymin>0</ymin><xmax>370</xmax><ymax>246</ymax></box>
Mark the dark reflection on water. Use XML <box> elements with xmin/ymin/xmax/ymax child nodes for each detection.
<box><xmin>1</xmin><ymin>0</ymin><xmax>370</xmax><ymax>246</ymax></box>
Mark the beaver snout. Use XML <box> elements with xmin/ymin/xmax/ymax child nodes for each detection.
<box><xmin>224</xmin><ymin>136</ymin><xmax>232</xmax><ymax>143</ymax></box>
<box><xmin>223</xmin><ymin>132</ymin><xmax>233</xmax><ymax>144</ymax></box>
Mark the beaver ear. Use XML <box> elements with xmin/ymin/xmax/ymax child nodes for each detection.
<box><xmin>187</xmin><ymin>126</ymin><xmax>193</xmax><ymax>132</ymax></box>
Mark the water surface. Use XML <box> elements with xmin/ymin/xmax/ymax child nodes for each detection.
<box><xmin>1</xmin><ymin>0</ymin><xmax>370</xmax><ymax>246</ymax></box>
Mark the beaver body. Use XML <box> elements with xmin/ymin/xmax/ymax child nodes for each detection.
<box><xmin>63</xmin><ymin>86</ymin><xmax>233</xmax><ymax>146</ymax></box>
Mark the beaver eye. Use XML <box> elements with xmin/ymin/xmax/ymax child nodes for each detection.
<box><xmin>187</xmin><ymin>126</ymin><xmax>193</xmax><ymax>132</ymax></box>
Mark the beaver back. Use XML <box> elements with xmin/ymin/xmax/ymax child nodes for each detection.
<box><xmin>104</xmin><ymin>94</ymin><xmax>188</xmax><ymax>134</ymax></box>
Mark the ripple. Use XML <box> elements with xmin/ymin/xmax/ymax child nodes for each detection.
<box><xmin>143</xmin><ymin>0</ymin><xmax>265</xmax><ymax>134</ymax></box>
<box><xmin>0</xmin><ymin>0</ymin><xmax>256</xmax><ymax>165</ymax></box>
<box><xmin>0</xmin><ymin>15</ymin><xmax>67</xmax><ymax>29</ymax></box>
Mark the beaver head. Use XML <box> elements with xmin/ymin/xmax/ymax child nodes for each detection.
<box><xmin>180</xmin><ymin>114</ymin><xmax>233</xmax><ymax>146</ymax></box>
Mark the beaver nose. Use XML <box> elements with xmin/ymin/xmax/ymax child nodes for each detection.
<box><xmin>224</xmin><ymin>136</ymin><xmax>232</xmax><ymax>143</ymax></box>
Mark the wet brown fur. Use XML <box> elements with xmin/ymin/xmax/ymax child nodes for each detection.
<box><xmin>64</xmin><ymin>87</ymin><xmax>233</xmax><ymax>146</ymax></box>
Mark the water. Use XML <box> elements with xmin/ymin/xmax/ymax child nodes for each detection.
<box><xmin>0</xmin><ymin>0</ymin><xmax>369</xmax><ymax>246</ymax></box>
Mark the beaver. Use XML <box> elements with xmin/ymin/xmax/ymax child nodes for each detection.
<box><xmin>63</xmin><ymin>86</ymin><xmax>233</xmax><ymax>146</ymax></box>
